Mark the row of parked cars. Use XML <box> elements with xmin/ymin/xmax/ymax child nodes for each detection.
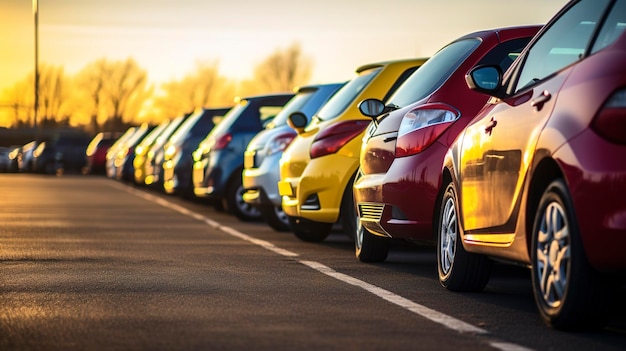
<box><xmin>1</xmin><ymin>131</ymin><xmax>93</xmax><ymax>175</ymax></box>
<box><xmin>11</xmin><ymin>0</ymin><xmax>624</xmax><ymax>332</ymax></box>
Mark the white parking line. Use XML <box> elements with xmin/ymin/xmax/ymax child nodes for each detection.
<box><xmin>112</xmin><ymin>182</ymin><xmax>533</xmax><ymax>351</ymax></box>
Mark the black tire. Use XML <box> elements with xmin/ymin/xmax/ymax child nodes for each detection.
<box><xmin>224</xmin><ymin>177</ymin><xmax>262</xmax><ymax>222</ymax></box>
<box><xmin>531</xmin><ymin>179</ymin><xmax>616</xmax><ymax>331</ymax></box>
<box><xmin>44</xmin><ymin>161</ymin><xmax>57</xmax><ymax>175</ymax></box>
<box><xmin>437</xmin><ymin>182</ymin><xmax>491</xmax><ymax>291</ymax></box>
<box><xmin>339</xmin><ymin>184</ymin><xmax>357</xmax><ymax>239</ymax></box>
<box><xmin>289</xmin><ymin>217</ymin><xmax>332</xmax><ymax>242</ymax></box>
<box><xmin>260</xmin><ymin>205</ymin><xmax>291</xmax><ymax>232</ymax></box>
<box><xmin>179</xmin><ymin>172</ymin><xmax>196</xmax><ymax>200</ymax></box>
<box><xmin>213</xmin><ymin>199</ymin><xmax>226</xmax><ymax>212</ymax></box>
<box><xmin>355</xmin><ymin>217</ymin><xmax>390</xmax><ymax>263</ymax></box>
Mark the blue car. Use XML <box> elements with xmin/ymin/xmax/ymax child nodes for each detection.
<box><xmin>162</xmin><ymin>107</ymin><xmax>231</xmax><ymax>198</ymax></box>
<box><xmin>192</xmin><ymin>93</ymin><xmax>294</xmax><ymax>220</ymax></box>
<box><xmin>242</xmin><ymin>83</ymin><xmax>345</xmax><ymax>231</ymax></box>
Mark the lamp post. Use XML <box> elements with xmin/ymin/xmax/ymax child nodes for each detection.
<box><xmin>33</xmin><ymin>0</ymin><xmax>39</xmax><ymax>128</ymax></box>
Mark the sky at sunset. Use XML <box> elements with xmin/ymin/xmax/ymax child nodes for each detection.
<box><xmin>0</xmin><ymin>0</ymin><xmax>569</xmax><ymax>127</ymax></box>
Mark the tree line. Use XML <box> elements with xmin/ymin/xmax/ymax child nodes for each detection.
<box><xmin>1</xmin><ymin>43</ymin><xmax>312</xmax><ymax>134</ymax></box>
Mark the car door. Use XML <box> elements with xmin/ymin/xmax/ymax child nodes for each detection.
<box><xmin>459</xmin><ymin>0</ymin><xmax>610</xmax><ymax>235</ymax></box>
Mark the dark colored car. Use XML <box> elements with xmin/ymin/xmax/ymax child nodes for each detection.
<box><xmin>353</xmin><ymin>26</ymin><xmax>541</xmax><ymax>262</ymax></box>
<box><xmin>438</xmin><ymin>0</ymin><xmax>626</xmax><ymax>330</ymax></box>
<box><xmin>17</xmin><ymin>140</ymin><xmax>40</xmax><ymax>172</ymax></box>
<box><xmin>85</xmin><ymin>132</ymin><xmax>123</xmax><ymax>175</ymax></box>
<box><xmin>143</xmin><ymin>113</ymin><xmax>192</xmax><ymax>188</ymax></box>
<box><xmin>193</xmin><ymin>93</ymin><xmax>294</xmax><ymax>220</ymax></box>
<box><xmin>131</xmin><ymin>120</ymin><xmax>172</xmax><ymax>185</ymax></box>
<box><xmin>242</xmin><ymin>83</ymin><xmax>345</xmax><ymax>231</ymax></box>
<box><xmin>0</xmin><ymin>146</ymin><xmax>11</xmax><ymax>172</ymax></box>
<box><xmin>32</xmin><ymin>132</ymin><xmax>93</xmax><ymax>174</ymax></box>
<box><xmin>162</xmin><ymin>107</ymin><xmax>231</xmax><ymax>198</ymax></box>
<box><xmin>7</xmin><ymin>145</ymin><xmax>22</xmax><ymax>173</ymax></box>
<box><xmin>115</xmin><ymin>123</ymin><xmax>156</xmax><ymax>182</ymax></box>
<box><xmin>106</xmin><ymin>124</ymin><xmax>152</xmax><ymax>180</ymax></box>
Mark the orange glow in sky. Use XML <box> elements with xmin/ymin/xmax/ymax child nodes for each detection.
<box><xmin>0</xmin><ymin>0</ymin><xmax>568</xmax><ymax>127</ymax></box>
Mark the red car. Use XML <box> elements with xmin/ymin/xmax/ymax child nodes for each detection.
<box><xmin>353</xmin><ymin>25</ymin><xmax>541</xmax><ymax>262</ymax></box>
<box><xmin>85</xmin><ymin>131</ymin><xmax>123</xmax><ymax>175</ymax></box>
<box><xmin>439</xmin><ymin>0</ymin><xmax>626</xmax><ymax>330</ymax></box>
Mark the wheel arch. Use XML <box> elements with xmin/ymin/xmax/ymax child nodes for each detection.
<box><xmin>434</xmin><ymin>168</ymin><xmax>454</xmax><ymax>242</ymax></box>
<box><xmin>525</xmin><ymin>156</ymin><xmax>563</xmax><ymax>255</ymax></box>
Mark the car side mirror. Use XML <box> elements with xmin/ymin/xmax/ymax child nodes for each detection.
<box><xmin>287</xmin><ymin>112</ymin><xmax>308</xmax><ymax>134</ymax></box>
<box><xmin>466</xmin><ymin>65</ymin><xmax>503</xmax><ymax>97</ymax></box>
<box><xmin>358</xmin><ymin>99</ymin><xmax>386</xmax><ymax>119</ymax></box>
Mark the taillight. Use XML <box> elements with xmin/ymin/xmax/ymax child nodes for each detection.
<box><xmin>213</xmin><ymin>133</ymin><xmax>233</xmax><ymax>151</ymax></box>
<box><xmin>395</xmin><ymin>103</ymin><xmax>459</xmax><ymax>157</ymax></box>
<box><xmin>310</xmin><ymin>120</ymin><xmax>370</xmax><ymax>159</ymax></box>
<box><xmin>266</xmin><ymin>132</ymin><xmax>296</xmax><ymax>156</ymax></box>
<box><xmin>592</xmin><ymin>88</ymin><xmax>626</xmax><ymax>144</ymax></box>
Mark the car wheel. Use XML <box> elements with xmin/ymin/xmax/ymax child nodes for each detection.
<box><xmin>339</xmin><ymin>185</ymin><xmax>357</xmax><ymax>239</ymax></box>
<box><xmin>355</xmin><ymin>216</ymin><xmax>389</xmax><ymax>262</ymax></box>
<box><xmin>260</xmin><ymin>205</ymin><xmax>291</xmax><ymax>232</ymax></box>
<box><xmin>179</xmin><ymin>173</ymin><xmax>196</xmax><ymax>200</ymax></box>
<box><xmin>225</xmin><ymin>177</ymin><xmax>261</xmax><ymax>222</ymax></box>
<box><xmin>289</xmin><ymin>217</ymin><xmax>332</xmax><ymax>242</ymax></box>
<box><xmin>44</xmin><ymin>161</ymin><xmax>57</xmax><ymax>175</ymax></box>
<box><xmin>531</xmin><ymin>179</ymin><xmax>616</xmax><ymax>330</ymax></box>
<box><xmin>437</xmin><ymin>182</ymin><xmax>491</xmax><ymax>291</ymax></box>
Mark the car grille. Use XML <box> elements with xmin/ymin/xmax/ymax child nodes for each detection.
<box><xmin>359</xmin><ymin>202</ymin><xmax>384</xmax><ymax>221</ymax></box>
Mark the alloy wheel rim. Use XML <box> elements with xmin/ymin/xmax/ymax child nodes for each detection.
<box><xmin>356</xmin><ymin>217</ymin><xmax>364</xmax><ymax>251</ymax></box>
<box><xmin>440</xmin><ymin>196</ymin><xmax>457</xmax><ymax>275</ymax></box>
<box><xmin>236</xmin><ymin>185</ymin><xmax>261</xmax><ymax>217</ymax></box>
<box><xmin>535</xmin><ymin>201</ymin><xmax>570</xmax><ymax>308</ymax></box>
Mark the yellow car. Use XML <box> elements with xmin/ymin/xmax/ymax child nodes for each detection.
<box><xmin>133</xmin><ymin>119</ymin><xmax>170</xmax><ymax>185</ymax></box>
<box><xmin>278</xmin><ymin>58</ymin><xmax>428</xmax><ymax>242</ymax></box>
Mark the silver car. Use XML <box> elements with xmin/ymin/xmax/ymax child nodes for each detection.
<box><xmin>242</xmin><ymin>82</ymin><xmax>344</xmax><ymax>231</ymax></box>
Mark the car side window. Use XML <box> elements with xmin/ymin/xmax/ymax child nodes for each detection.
<box><xmin>591</xmin><ymin>0</ymin><xmax>626</xmax><ymax>53</ymax></box>
<box><xmin>514</xmin><ymin>0</ymin><xmax>610</xmax><ymax>92</ymax></box>
<box><xmin>260</xmin><ymin>106</ymin><xmax>283</xmax><ymax>125</ymax></box>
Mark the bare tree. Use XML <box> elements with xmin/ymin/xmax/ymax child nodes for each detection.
<box><xmin>75</xmin><ymin>59</ymin><xmax>108</xmax><ymax>133</ymax></box>
<box><xmin>1</xmin><ymin>66</ymin><xmax>68</xmax><ymax>127</ymax></box>
<box><xmin>37</xmin><ymin>64</ymin><xmax>69</xmax><ymax>125</ymax></box>
<box><xmin>75</xmin><ymin>58</ymin><xmax>151</xmax><ymax>131</ymax></box>
<box><xmin>1</xmin><ymin>80</ymin><xmax>33</xmax><ymax>126</ymax></box>
<box><xmin>249</xmin><ymin>42</ymin><xmax>313</xmax><ymax>93</ymax></box>
<box><xmin>105</xmin><ymin>58</ymin><xmax>151</xmax><ymax>130</ymax></box>
<box><xmin>153</xmin><ymin>61</ymin><xmax>236</xmax><ymax>119</ymax></box>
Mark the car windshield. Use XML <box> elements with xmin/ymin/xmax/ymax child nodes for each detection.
<box><xmin>150</xmin><ymin>116</ymin><xmax>184</xmax><ymax>152</ymax></box>
<box><xmin>168</xmin><ymin>110</ymin><xmax>204</xmax><ymax>145</ymax></box>
<box><xmin>268</xmin><ymin>90</ymin><xmax>316</xmax><ymax>127</ymax></box>
<box><xmin>386</xmin><ymin>38</ymin><xmax>481</xmax><ymax>107</ymax></box>
<box><xmin>205</xmin><ymin>100</ymin><xmax>248</xmax><ymax>139</ymax></box>
<box><xmin>315</xmin><ymin>67</ymin><xmax>381</xmax><ymax>122</ymax></box>
<box><xmin>125</xmin><ymin>124</ymin><xmax>150</xmax><ymax>146</ymax></box>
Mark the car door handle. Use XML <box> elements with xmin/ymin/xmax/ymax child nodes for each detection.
<box><xmin>531</xmin><ymin>90</ymin><xmax>551</xmax><ymax>111</ymax></box>
<box><xmin>484</xmin><ymin>116</ymin><xmax>497</xmax><ymax>135</ymax></box>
